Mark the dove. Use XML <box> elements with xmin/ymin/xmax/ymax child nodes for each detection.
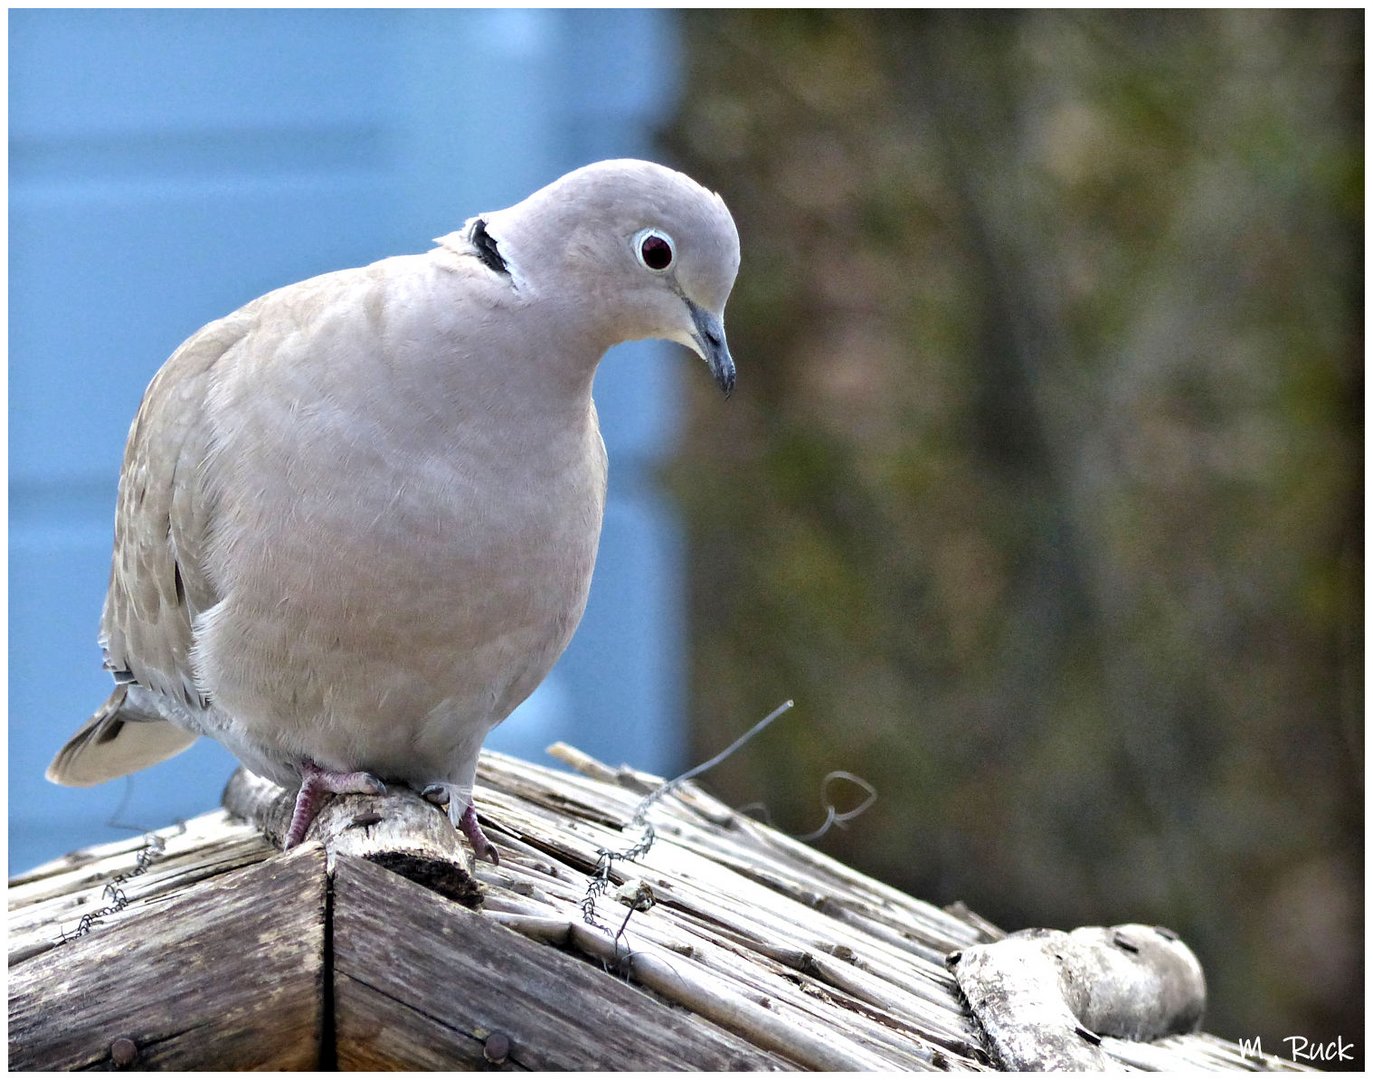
<box><xmin>46</xmin><ymin>159</ymin><xmax>740</xmax><ymax>860</ymax></box>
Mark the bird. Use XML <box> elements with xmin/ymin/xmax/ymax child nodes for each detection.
<box><xmin>46</xmin><ymin>159</ymin><xmax>740</xmax><ymax>861</ymax></box>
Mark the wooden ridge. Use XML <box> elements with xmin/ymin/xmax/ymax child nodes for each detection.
<box><xmin>8</xmin><ymin>747</ymin><xmax>1312</xmax><ymax>1072</ymax></box>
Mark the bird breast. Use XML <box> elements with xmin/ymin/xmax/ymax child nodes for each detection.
<box><xmin>190</xmin><ymin>262</ymin><xmax>609</xmax><ymax>776</ymax></box>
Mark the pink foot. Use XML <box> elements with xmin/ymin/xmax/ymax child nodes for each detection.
<box><xmin>284</xmin><ymin>760</ymin><xmax>387</xmax><ymax>848</ymax></box>
<box><xmin>459</xmin><ymin>803</ymin><xmax>500</xmax><ymax>866</ymax></box>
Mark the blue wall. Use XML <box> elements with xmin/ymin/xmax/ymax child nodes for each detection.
<box><xmin>10</xmin><ymin>9</ymin><xmax>690</xmax><ymax>872</ymax></box>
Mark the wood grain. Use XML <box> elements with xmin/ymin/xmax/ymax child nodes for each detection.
<box><xmin>331</xmin><ymin>854</ymin><xmax>792</xmax><ymax>1071</ymax></box>
<box><xmin>11</xmin><ymin>747</ymin><xmax>1302</xmax><ymax>1073</ymax></box>
<box><xmin>8</xmin><ymin>844</ymin><xmax>327</xmax><ymax>1070</ymax></box>
<box><xmin>223</xmin><ymin>768</ymin><xmax>481</xmax><ymax>906</ymax></box>
<box><xmin>952</xmin><ymin>924</ymin><xmax>1208</xmax><ymax>1071</ymax></box>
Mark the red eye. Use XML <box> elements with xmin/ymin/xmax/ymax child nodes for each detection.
<box><xmin>636</xmin><ymin>229</ymin><xmax>674</xmax><ymax>271</ymax></box>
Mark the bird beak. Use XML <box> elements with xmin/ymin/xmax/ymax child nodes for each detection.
<box><xmin>685</xmin><ymin>300</ymin><xmax>736</xmax><ymax>398</ymax></box>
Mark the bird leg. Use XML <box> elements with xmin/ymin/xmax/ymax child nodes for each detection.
<box><xmin>419</xmin><ymin>783</ymin><xmax>499</xmax><ymax>865</ymax></box>
<box><xmin>458</xmin><ymin>802</ymin><xmax>500</xmax><ymax>866</ymax></box>
<box><xmin>284</xmin><ymin>759</ymin><xmax>387</xmax><ymax>848</ymax></box>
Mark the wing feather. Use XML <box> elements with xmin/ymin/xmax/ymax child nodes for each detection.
<box><xmin>49</xmin><ymin>310</ymin><xmax>255</xmax><ymax>786</ymax></box>
<box><xmin>99</xmin><ymin>313</ymin><xmax>249</xmax><ymax>706</ymax></box>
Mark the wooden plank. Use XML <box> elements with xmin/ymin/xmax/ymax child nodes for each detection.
<box><xmin>331</xmin><ymin>854</ymin><xmax>793</xmax><ymax>1071</ymax></box>
<box><xmin>8</xmin><ymin>844</ymin><xmax>327</xmax><ymax>1070</ymax></box>
<box><xmin>9</xmin><ymin>818</ymin><xmax>275</xmax><ymax>967</ymax></box>
<box><xmin>8</xmin><ymin>812</ymin><xmax>268</xmax><ymax>911</ymax></box>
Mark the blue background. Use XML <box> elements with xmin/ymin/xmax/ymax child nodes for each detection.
<box><xmin>10</xmin><ymin>9</ymin><xmax>692</xmax><ymax>873</ymax></box>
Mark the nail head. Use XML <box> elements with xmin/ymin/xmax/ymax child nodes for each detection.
<box><xmin>484</xmin><ymin>1031</ymin><xmax>511</xmax><ymax>1064</ymax></box>
<box><xmin>111</xmin><ymin>1037</ymin><xmax>138</xmax><ymax>1068</ymax></box>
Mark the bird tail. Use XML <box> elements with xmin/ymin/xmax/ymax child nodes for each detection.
<box><xmin>46</xmin><ymin>685</ymin><xmax>199</xmax><ymax>787</ymax></box>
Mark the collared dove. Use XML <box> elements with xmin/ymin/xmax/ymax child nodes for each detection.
<box><xmin>47</xmin><ymin>159</ymin><xmax>740</xmax><ymax>860</ymax></box>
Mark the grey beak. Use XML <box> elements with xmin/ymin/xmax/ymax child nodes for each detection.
<box><xmin>686</xmin><ymin>300</ymin><xmax>736</xmax><ymax>398</ymax></box>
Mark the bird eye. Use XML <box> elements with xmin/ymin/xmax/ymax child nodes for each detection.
<box><xmin>634</xmin><ymin>228</ymin><xmax>675</xmax><ymax>272</ymax></box>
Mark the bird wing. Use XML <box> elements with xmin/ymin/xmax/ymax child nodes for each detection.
<box><xmin>99</xmin><ymin>311</ymin><xmax>249</xmax><ymax>706</ymax></box>
<box><xmin>48</xmin><ymin>309</ymin><xmax>255</xmax><ymax>786</ymax></box>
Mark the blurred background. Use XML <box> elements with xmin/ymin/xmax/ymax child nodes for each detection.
<box><xmin>667</xmin><ymin>9</ymin><xmax>1362</xmax><ymax>1066</ymax></box>
<box><xmin>9</xmin><ymin>8</ymin><xmax>1362</xmax><ymax>1067</ymax></box>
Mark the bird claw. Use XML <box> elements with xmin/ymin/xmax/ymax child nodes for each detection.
<box><xmin>353</xmin><ymin>774</ymin><xmax>388</xmax><ymax>797</ymax></box>
<box><xmin>420</xmin><ymin>783</ymin><xmax>451</xmax><ymax>807</ymax></box>
<box><xmin>284</xmin><ymin>760</ymin><xmax>388</xmax><ymax>848</ymax></box>
<box><xmin>288</xmin><ymin>767</ymin><xmax>499</xmax><ymax>865</ymax></box>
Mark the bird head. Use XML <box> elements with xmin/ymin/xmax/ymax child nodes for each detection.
<box><xmin>464</xmin><ymin>160</ymin><xmax>740</xmax><ymax>397</ymax></box>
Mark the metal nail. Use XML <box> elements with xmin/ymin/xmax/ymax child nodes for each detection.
<box><xmin>483</xmin><ymin>1032</ymin><xmax>511</xmax><ymax>1065</ymax></box>
<box><xmin>111</xmin><ymin>1037</ymin><xmax>138</xmax><ymax>1068</ymax></box>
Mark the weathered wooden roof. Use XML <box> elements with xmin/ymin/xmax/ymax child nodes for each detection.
<box><xmin>9</xmin><ymin>747</ymin><xmax>1309</xmax><ymax>1071</ymax></box>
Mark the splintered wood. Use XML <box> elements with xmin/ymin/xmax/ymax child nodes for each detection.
<box><xmin>8</xmin><ymin>748</ymin><xmax>1310</xmax><ymax>1071</ymax></box>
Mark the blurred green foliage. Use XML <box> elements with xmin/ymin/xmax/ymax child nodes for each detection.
<box><xmin>664</xmin><ymin>9</ymin><xmax>1361</xmax><ymax>1064</ymax></box>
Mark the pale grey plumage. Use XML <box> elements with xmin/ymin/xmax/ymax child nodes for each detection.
<box><xmin>48</xmin><ymin>159</ymin><xmax>740</xmax><ymax>851</ymax></box>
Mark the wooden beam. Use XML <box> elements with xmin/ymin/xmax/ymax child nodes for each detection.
<box><xmin>222</xmin><ymin>767</ymin><xmax>481</xmax><ymax>907</ymax></box>
<box><xmin>8</xmin><ymin>845</ymin><xmax>327</xmax><ymax>1070</ymax></box>
<box><xmin>331</xmin><ymin>854</ymin><xmax>793</xmax><ymax>1071</ymax></box>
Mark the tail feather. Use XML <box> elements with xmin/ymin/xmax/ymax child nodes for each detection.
<box><xmin>47</xmin><ymin>685</ymin><xmax>198</xmax><ymax>787</ymax></box>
